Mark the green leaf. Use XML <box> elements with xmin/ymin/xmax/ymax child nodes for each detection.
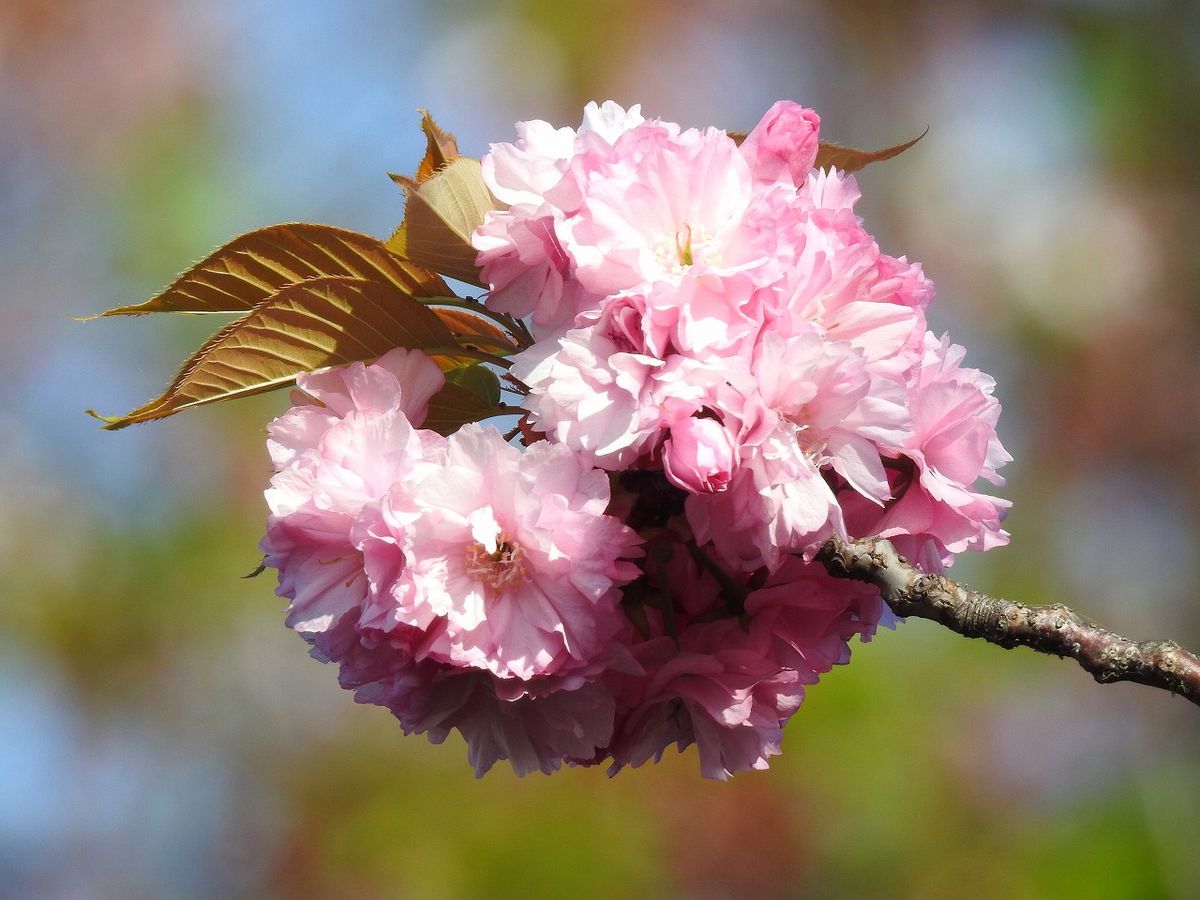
<box><xmin>88</xmin><ymin>277</ymin><xmax>458</xmax><ymax>429</ymax></box>
<box><xmin>814</xmin><ymin>129</ymin><xmax>928</xmax><ymax>173</ymax></box>
<box><xmin>421</xmin><ymin>381</ymin><xmax>510</xmax><ymax>437</ymax></box>
<box><xmin>444</xmin><ymin>362</ymin><xmax>501</xmax><ymax>407</ymax></box>
<box><xmin>389</xmin><ymin>157</ymin><xmax>497</xmax><ymax>286</ymax></box>
<box><xmin>91</xmin><ymin>223</ymin><xmax>451</xmax><ymax>316</ymax></box>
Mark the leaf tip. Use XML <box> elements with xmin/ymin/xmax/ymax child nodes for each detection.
<box><xmin>75</xmin><ymin>305</ymin><xmax>150</xmax><ymax>321</ymax></box>
<box><xmin>389</xmin><ymin>171</ymin><xmax>419</xmax><ymax>193</ymax></box>
<box><xmin>902</xmin><ymin>125</ymin><xmax>930</xmax><ymax>153</ymax></box>
<box><xmin>814</xmin><ymin>125</ymin><xmax>930</xmax><ymax>174</ymax></box>
<box><xmin>84</xmin><ymin>408</ymin><xmax>126</xmax><ymax>430</ymax></box>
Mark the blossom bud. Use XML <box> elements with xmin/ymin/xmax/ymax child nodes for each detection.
<box><xmin>662</xmin><ymin>416</ymin><xmax>736</xmax><ymax>494</ymax></box>
<box><xmin>739</xmin><ymin>100</ymin><xmax>820</xmax><ymax>185</ymax></box>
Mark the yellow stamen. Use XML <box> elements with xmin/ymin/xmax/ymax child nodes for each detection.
<box><xmin>464</xmin><ymin>532</ymin><xmax>529</xmax><ymax>591</ymax></box>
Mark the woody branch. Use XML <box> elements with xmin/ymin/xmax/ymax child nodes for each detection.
<box><xmin>816</xmin><ymin>535</ymin><xmax>1200</xmax><ymax>707</ymax></box>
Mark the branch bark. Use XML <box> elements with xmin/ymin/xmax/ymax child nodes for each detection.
<box><xmin>816</xmin><ymin>535</ymin><xmax>1200</xmax><ymax>708</ymax></box>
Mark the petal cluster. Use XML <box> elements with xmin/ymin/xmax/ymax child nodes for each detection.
<box><xmin>482</xmin><ymin>101</ymin><xmax>1006</xmax><ymax>577</ymax></box>
<box><xmin>263</xmin><ymin>353</ymin><xmax>642</xmax><ymax>775</ymax></box>
<box><xmin>263</xmin><ymin>100</ymin><xmax>1010</xmax><ymax>779</ymax></box>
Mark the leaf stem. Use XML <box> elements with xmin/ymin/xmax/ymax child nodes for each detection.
<box><xmin>685</xmin><ymin>540</ymin><xmax>748</xmax><ymax>616</ymax></box>
<box><xmin>510</xmin><ymin>315</ymin><xmax>535</xmax><ymax>347</ymax></box>
<box><xmin>503</xmin><ymin>373</ymin><xmax>530</xmax><ymax>395</ymax></box>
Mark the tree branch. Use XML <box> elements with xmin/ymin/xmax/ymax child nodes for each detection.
<box><xmin>816</xmin><ymin>535</ymin><xmax>1200</xmax><ymax>708</ymax></box>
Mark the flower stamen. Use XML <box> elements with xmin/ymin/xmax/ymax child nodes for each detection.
<box><xmin>676</xmin><ymin>224</ymin><xmax>694</xmax><ymax>267</ymax></box>
<box><xmin>465</xmin><ymin>531</ymin><xmax>529</xmax><ymax>591</ymax></box>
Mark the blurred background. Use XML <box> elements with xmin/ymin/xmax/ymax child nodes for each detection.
<box><xmin>2</xmin><ymin>0</ymin><xmax>1198</xmax><ymax>897</ymax></box>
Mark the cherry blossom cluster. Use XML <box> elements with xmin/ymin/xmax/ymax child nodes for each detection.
<box><xmin>262</xmin><ymin>101</ymin><xmax>1010</xmax><ymax>779</ymax></box>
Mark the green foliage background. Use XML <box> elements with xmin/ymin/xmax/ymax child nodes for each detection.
<box><xmin>2</xmin><ymin>1</ymin><xmax>1197</xmax><ymax>896</ymax></box>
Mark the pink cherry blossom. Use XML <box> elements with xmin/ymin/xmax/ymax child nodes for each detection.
<box><xmin>511</xmin><ymin>323</ymin><xmax>666</xmax><ymax>469</ymax></box>
<box><xmin>314</xmin><ymin>612</ymin><xmax>620</xmax><ymax>776</ymax></box>
<box><xmin>261</xmin><ymin>348</ymin><xmax>446</xmax><ymax>636</ymax></box>
<box><xmin>555</xmin><ymin>122</ymin><xmax>757</xmax><ymax>297</ymax></box>
<box><xmin>750</xmin><ymin>328</ymin><xmax>911</xmax><ymax>502</ymax></box>
<box><xmin>841</xmin><ymin>334</ymin><xmax>1011</xmax><ymax>569</ymax></box>
<box><xmin>474</xmin><ymin>101</ymin><xmax>645</xmax><ymax>334</ymax></box>
<box><xmin>382</xmin><ymin>425</ymin><xmax>643</xmax><ymax>680</ymax></box>
<box><xmin>606</xmin><ymin>627</ymin><xmax>801</xmax><ymax>779</ymax></box>
<box><xmin>605</xmin><ymin>551</ymin><xmax>887</xmax><ymax>779</ymax></box>
<box><xmin>263</xmin><ymin>100</ymin><xmax>1011</xmax><ymax>780</ymax></box>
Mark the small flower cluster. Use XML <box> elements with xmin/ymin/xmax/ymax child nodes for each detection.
<box><xmin>262</xmin><ymin>102</ymin><xmax>1010</xmax><ymax>778</ymax></box>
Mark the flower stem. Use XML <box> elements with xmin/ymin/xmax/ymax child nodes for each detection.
<box><xmin>685</xmin><ymin>540</ymin><xmax>748</xmax><ymax>616</ymax></box>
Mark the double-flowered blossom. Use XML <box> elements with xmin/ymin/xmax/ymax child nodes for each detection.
<box><xmin>381</xmin><ymin>424</ymin><xmax>643</xmax><ymax>680</ymax></box>
<box><xmin>263</xmin><ymin>100</ymin><xmax>1010</xmax><ymax>778</ymax></box>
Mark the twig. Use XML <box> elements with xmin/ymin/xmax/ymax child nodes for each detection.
<box><xmin>816</xmin><ymin>535</ymin><xmax>1200</xmax><ymax>707</ymax></box>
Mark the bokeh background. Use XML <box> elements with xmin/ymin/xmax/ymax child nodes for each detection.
<box><xmin>3</xmin><ymin>1</ymin><xmax>1199</xmax><ymax>897</ymax></box>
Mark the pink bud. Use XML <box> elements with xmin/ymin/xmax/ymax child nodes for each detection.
<box><xmin>663</xmin><ymin>416</ymin><xmax>736</xmax><ymax>494</ymax></box>
<box><xmin>739</xmin><ymin>100</ymin><xmax>821</xmax><ymax>186</ymax></box>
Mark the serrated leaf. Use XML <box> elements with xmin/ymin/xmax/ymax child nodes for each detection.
<box><xmin>421</xmin><ymin>380</ymin><xmax>509</xmax><ymax>436</ymax></box>
<box><xmin>387</xmin><ymin>109</ymin><xmax>460</xmax><ymax>188</ymax></box>
<box><xmin>386</xmin><ymin>220</ymin><xmax>408</xmax><ymax>259</ymax></box>
<box><xmin>444</xmin><ymin>363</ymin><xmax>501</xmax><ymax>407</ymax></box>
<box><xmin>421</xmin><ymin>303</ymin><xmax>516</xmax><ymax>353</ymax></box>
<box><xmin>414</xmin><ymin>109</ymin><xmax>459</xmax><ymax>182</ymax></box>
<box><xmin>814</xmin><ymin>129</ymin><xmax>927</xmax><ymax>173</ymax></box>
<box><xmin>396</xmin><ymin>157</ymin><xmax>497</xmax><ymax>286</ymax></box>
<box><xmin>92</xmin><ymin>223</ymin><xmax>452</xmax><ymax>317</ymax></box>
<box><xmin>89</xmin><ymin>277</ymin><xmax>458</xmax><ymax>429</ymax></box>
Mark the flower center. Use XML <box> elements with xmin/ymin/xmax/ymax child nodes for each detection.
<box><xmin>651</xmin><ymin>223</ymin><xmax>719</xmax><ymax>274</ymax></box>
<box><xmin>464</xmin><ymin>532</ymin><xmax>529</xmax><ymax>591</ymax></box>
<box><xmin>676</xmin><ymin>224</ymin><xmax>694</xmax><ymax>266</ymax></box>
<box><xmin>783</xmin><ymin>408</ymin><xmax>824</xmax><ymax>457</ymax></box>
